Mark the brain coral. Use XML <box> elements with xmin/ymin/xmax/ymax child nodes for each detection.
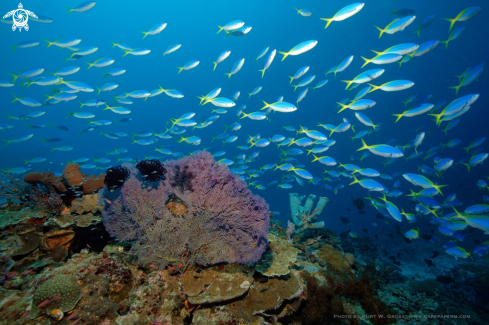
<box><xmin>31</xmin><ymin>274</ymin><xmax>82</xmax><ymax>318</ymax></box>
<box><xmin>98</xmin><ymin>151</ymin><xmax>269</xmax><ymax>270</ymax></box>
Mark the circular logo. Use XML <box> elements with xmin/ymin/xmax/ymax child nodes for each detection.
<box><xmin>13</xmin><ymin>9</ymin><xmax>28</xmax><ymax>27</ymax></box>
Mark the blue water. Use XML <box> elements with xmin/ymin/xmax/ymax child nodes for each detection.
<box><xmin>0</xmin><ymin>1</ymin><xmax>488</xmax><ymax>254</ymax></box>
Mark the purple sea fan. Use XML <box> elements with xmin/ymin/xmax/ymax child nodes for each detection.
<box><xmin>98</xmin><ymin>151</ymin><xmax>269</xmax><ymax>269</ymax></box>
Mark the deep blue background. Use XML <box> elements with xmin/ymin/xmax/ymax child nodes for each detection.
<box><xmin>0</xmin><ymin>0</ymin><xmax>488</xmax><ymax>249</ymax></box>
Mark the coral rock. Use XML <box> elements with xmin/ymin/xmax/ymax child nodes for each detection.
<box><xmin>226</xmin><ymin>270</ymin><xmax>304</xmax><ymax>323</ymax></box>
<box><xmin>345</xmin><ymin>252</ymin><xmax>356</xmax><ymax>266</ymax></box>
<box><xmin>50</xmin><ymin>213</ymin><xmax>102</xmax><ymax>228</ymax></box>
<box><xmin>62</xmin><ymin>164</ymin><xmax>85</xmax><ymax>187</ymax></box>
<box><xmin>13</xmin><ymin>232</ymin><xmax>41</xmax><ymax>256</ymax></box>
<box><xmin>70</xmin><ymin>194</ymin><xmax>102</xmax><ymax>215</ymax></box>
<box><xmin>0</xmin><ymin>208</ymin><xmax>46</xmax><ymax>232</ymax></box>
<box><xmin>31</xmin><ymin>274</ymin><xmax>82</xmax><ymax>318</ymax></box>
<box><xmin>24</xmin><ymin>172</ymin><xmax>66</xmax><ymax>192</ymax></box>
<box><xmin>256</xmin><ymin>233</ymin><xmax>300</xmax><ymax>277</ymax></box>
<box><xmin>82</xmin><ymin>174</ymin><xmax>105</xmax><ymax>194</ymax></box>
<box><xmin>40</xmin><ymin>229</ymin><xmax>75</xmax><ymax>251</ymax></box>
<box><xmin>182</xmin><ymin>269</ymin><xmax>253</xmax><ymax>304</ymax></box>
<box><xmin>166</xmin><ymin>201</ymin><xmax>188</xmax><ymax>217</ymax></box>
<box><xmin>63</xmin><ymin>164</ymin><xmax>105</xmax><ymax>194</ymax></box>
<box><xmin>313</xmin><ymin>244</ymin><xmax>351</xmax><ymax>271</ymax></box>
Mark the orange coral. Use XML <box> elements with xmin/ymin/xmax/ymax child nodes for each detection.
<box><xmin>62</xmin><ymin>164</ymin><xmax>84</xmax><ymax>187</ymax></box>
<box><xmin>62</xmin><ymin>164</ymin><xmax>105</xmax><ymax>194</ymax></box>
<box><xmin>24</xmin><ymin>172</ymin><xmax>66</xmax><ymax>192</ymax></box>
<box><xmin>166</xmin><ymin>201</ymin><xmax>188</xmax><ymax>217</ymax></box>
<box><xmin>345</xmin><ymin>252</ymin><xmax>355</xmax><ymax>266</ymax></box>
<box><xmin>40</xmin><ymin>229</ymin><xmax>75</xmax><ymax>251</ymax></box>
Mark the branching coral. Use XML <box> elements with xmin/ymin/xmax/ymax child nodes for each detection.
<box><xmin>0</xmin><ymin>172</ymin><xmax>28</xmax><ymax>203</ymax></box>
<box><xmin>99</xmin><ymin>151</ymin><xmax>269</xmax><ymax>270</ymax></box>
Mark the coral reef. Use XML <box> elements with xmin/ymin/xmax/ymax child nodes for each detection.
<box><xmin>181</xmin><ymin>269</ymin><xmax>253</xmax><ymax>304</ymax></box>
<box><xmin>313</xmin><ymin>243</ymin><xmax>352</xmax><ymax>271</ymax></box>
<box><xmin>24</xmin><ymin>171</ymin><xmax>66</xmax><ymax>193</ymax></box>
<box><xmin>27</xmin><ymin>184</ymin><xmax>65</xmax><ymax>216</ymax></box>
<box><xmin>226</xmin><ymin>270</ymin><xmax>305</xmax><ymax>323</ymax></box>
<box><xmin>0</xmin><ymin>172</ymin><xmax>28</xmax><ymax>202</ymax></box>
<box><xmin>50</xmin><ymin>212</ymin><xmax>102</xmax><ymax>228</ymax></box>
<box><xmin>63</xmin><ymin>163</ymin><xmax>105</xmax><ymax>194</ymax></box>
<box><xmin>12</xmin><ymin>232</ymin><xmax>41</xmax><ymax>256</ymax></box>
<box><xmin>70</xmin><ymin>194</ymin><xmax>102</xmax><ymax>215</ymax></box>
<box><xmin>290</xmin><ymin>193</ymin><xmax>329</xmax><ymax>231</ymax></box>
<box><xmin>165</xmin><ymin>194</ymin><xmax>188</xmax><ymax>217</ymax></box>
<box><xmin>170</xmin><ymin>164</ymin><xmax>194</xmax><ymax>192</ymax></box>
<box><xmin>31</xmin><ymin>274</ymin><xmax>82</xmax><ymax>318</ymax></box>
<box><xmin>0</xmin><ymin>208</ymin><xmax>45</xmax><ymax>232</ymax></box>
<box><xmin>256</xmin><ymin>233</ymin><xmax>300</xmax><ymax>277</ymax></box>
<box><xmin>99</xmin><ymin>151</ymin><xmax>269</xmax><ymax>270</ymax></box>
<box><xmin>300</xmin><ymin>273</ymin><xmax>344</xmax><ymax>325</ymax></box>
<box><xmin>40</xmin><ymin>229</ymin><xmax>75</xmax><ymax>251</ymax></box>
<box><xmin>104</xmin><ymin>165</ymin><xmax>130</xmax><ymax>192</ymax></box>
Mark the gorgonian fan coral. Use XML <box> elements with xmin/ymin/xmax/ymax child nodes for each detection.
<box><xmin>104</xmin><ymin>165</ymin><xmax>130</xmax><ymax>192</ymax></box>
<box><xmin>135</xmin><ymin>159</ymin><xmax>166</xmax><ymax>182</ymax></box>
<box><xmin>170</xmin><ymin>165</ymin><xmax>194</xmax><ymax>192</ymax></box>
<box><xmin>98</xmin><ymin>151</ymin><xmax>269</xmax><ymax>270</ymax></box>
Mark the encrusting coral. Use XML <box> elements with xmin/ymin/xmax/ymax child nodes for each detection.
<box><xmin>255</xmin><ymin>233</ymin><xmax>300</xmax><ymax>277</ymax></box>
<box><xmin>31</xmin><ymin>274</ymin><xmax>82</xmax><ymax>318</ymax></box>
<box><xmin>70</xmin><ymin>194</ymin><xmax>102</xmax><ymax>215</ymax></box>
<box><xmin>99</xmin><ymin>151</ymin><xmax>269</xmax><ymax>271</ymax></box>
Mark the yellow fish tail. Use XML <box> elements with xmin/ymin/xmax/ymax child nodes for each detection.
<box><xmin>213</xmin><ymin>62</ymin><xmax>218</xmax><ymax>71</ymax></box>
<box><xmin>337</xmin><ymin>102</ymin><xmax>349</xmax><ymax>113</ymax></box>
<box><xmin>360</xmin><ymin>56</ymin><xmax>371</xmax><ymax>68</ymax></box>
<box><xmin>259</xmin><ymin>69</ymin><xmax>266</xmax><ymax>78</ymax></box>
<box><xmin>342</xmin><ymin>80</ymin><xmax>354</xmax><ymax>90</ymax></box>
<box><xmin>278</xmin><ymin>51</ymin><xmax>289</xmax><ymax>61</ymax></box>
<box><xmin>448</xmin><ymin>85</ymin><xmax>461</xmax><ymax>95</ymax></box>
<box><xmin>375</xmin><ymin>26</ymin><xmax>385</xmax><ymax>39</ymax></box>
<box><xmin>443</xmin><ymin>17</ymin><xmax>457</xmax><ymax>32</ymax></box>
<box><xmin>392</xmin><ymin>113</ymin><xmax>404</xmax><ymax>123</ymax></box>
<box><xmin>320</xmin><ymin>18</ymin><xmax>333</xmax><ymax>29</ymax></box>
<box><xmin>367</xmin><ymin>83</ymin><xmax>381</xmax><ymax>93</ymax></box>
<box><xmin>357</xmin><ymin>139</ymin><xmax>370</xmax><ymax>152</ymax></box>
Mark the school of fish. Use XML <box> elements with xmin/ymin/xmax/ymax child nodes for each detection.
<box><xmin>0</xmin><ymin>2</ymin><xmax>488</xmax><ymax>262</ymax></box>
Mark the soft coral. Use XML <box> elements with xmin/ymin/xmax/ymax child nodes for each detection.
<box><xmin>170</xmin><ymin>165</ymin><xmax>194</xmax><ymax>192</ymax></box>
